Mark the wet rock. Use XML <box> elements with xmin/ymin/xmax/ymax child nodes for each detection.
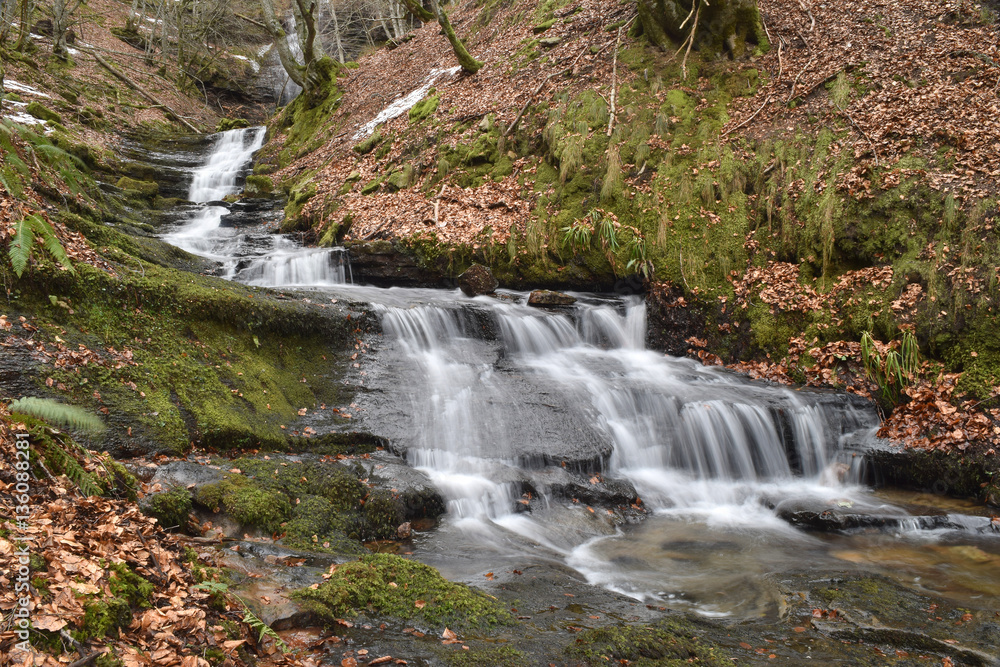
<box><xmin>528</xmin><ymin>467</ymin><xmax>641</xmax><ymax>509</ymax></box>
<box><xmin>218</xmin><ymin>198</ymin><xmax>283</xmax><ymax>228</ymax></box>
<box><xmin>344</xmin><ymin>240</ymin><xmax>452</xmax><ymax>288</ymax></box>
<box><xmin>528</xmin><ymin>289</ymin><xmax>576</xmax><ymax>307</ymax></box>
<box><xmin>354</xmin><ymin>451</ymin><xmax>446</xmax><ymax>521</ymax></box>
<box><xmin>150</xmin><ymin>461</ymin><xmax>225</xmax><ymax>488</ymax></box>
<box><xmin>458</xmin><ymin>264</ymin><xmax>498</xmax><ymax>296</ymax></box>
<box><xmin>397</xmin><ymin>522</ymin><xmax>412</xmax><ymax>539</ymax></box>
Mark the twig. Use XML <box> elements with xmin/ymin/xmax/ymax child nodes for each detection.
<box><xmin>722</xmin><ymin>95</ymin><xmax>772</xmax><ymax>136</ymax></box>
<box><xmin>235</xmin><ymin>12</ymin><xmax>267</xmax><ymax>29</ymax></box>
<box><xmin>67</xmin><ymin>652</ymin><xmax>102</xmax><ymax>667</ymax></box>
<box><xmin>776</xmin><ymin>35</ymin><xmax>784</xmax><ymax>83</ymax></box>
<box><xmin>798</xmin><ymin>0</ymin><xmax>815</xmax><ymax>31</ymax></box>
<box><xmin>679</xmin><ymin>250</ymin><xmax>691</xmax><ymax>292</ymax></box>
<box><xmin>607</xmin><ymin>26</ymin><xmax>623</xmax><ymax>137</ymax></box>
<box><xmin>680</xmin><ymin>1</ymin><xmax>702</xmax><ymax>81</ymax></box>
<box><xmin>434</xmin><ymin>185</ymin><xmax>446</xmax><ymax>227</ymax></box>
<box><xmin>837</xmin><ymin>104</ymin><xmax>880</xmax><ymax>166</ymax></box>
<box><xmin>795</xmin><ymin>27</ymin><xmax>812</xmax><ymax>51</ymax></box>
<box><xmin>60</xmin><ymin>629</ymin><xmax>86</xmax><ymax>654</ymax></box>
<box><xmin>786</xmin><ymin>55</ymin><xmax>816</xmax><ymax>104</ymax></box>
<box><xmin>133</xmin><ymin>524</ymin><xmax>168</xmax><ymax>581</ymax></box>
<box><xmin>761</xmin><ymin>13</ymin><xmax>772</xmax><ymax>43</ymax></box>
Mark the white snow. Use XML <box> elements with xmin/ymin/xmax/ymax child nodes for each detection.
<box><xmin>3</xmin><ymin>80</ymin><xmax>51</xmax><ymax>98</ymax></box>
<box><xmin>233</xmin><ymin>54</ymin><xmax>261</xmax><ymax>74</ymax></box>
<box><xmin>2</xmin><ymin>100</ymin><xmax>50</xmax><ymax>128</ymax></box>
<box><xmin>352</xmin><ymin>66</ymin><xmax>462</xmax><ymax>140</ymax></box>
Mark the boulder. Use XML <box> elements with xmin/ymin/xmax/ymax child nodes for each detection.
<box><xmin>528</xmin><ymin>289</ymin><xmax>576</xmax><ymax>307</ymax></box>
<box><xmin>458</xmin><ymin>264</ymin><xmax>498</xmax><ymax>296</ymax></box>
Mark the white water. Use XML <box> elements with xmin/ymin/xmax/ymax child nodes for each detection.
<box><xmin>157</xmin><ymin>127</ymin><xmax>1000</xmax><ymax>619</ymax></box>
<box><xmin>165</xmin><ymin>127</ymin><xmax>350</xmax><ymax>287</ymax></box>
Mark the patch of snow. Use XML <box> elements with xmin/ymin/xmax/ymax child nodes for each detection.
<box><xmin>3</xmin><ymin>101</ymin><xmax>50</xmax><ymax>128</ymax></box>
<box><xmin>3</xmin><ymin>80</ymin><xmax>51</xmax><ymax>98</ymax></box>
<box><xmin>67</xmin><ymin>47</ymin><xmax>80</xmax><ymax>56</ymax></box>
<box><xmin>353</xmin><ymin>66</ymin><xmax>461</xmax><ymax>140</ymax></box>
<box><xmin>257</xmin><ymin>44</ymin><xmax>273</xmax><ymax>58</ymax></box>
<box><xmin>233</xmin><ymin>54</ymin><xmax>260</xmax><ymax>73</ymax></box>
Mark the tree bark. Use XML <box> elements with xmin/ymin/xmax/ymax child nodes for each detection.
<box><xmin>401</xmin><ymin>0</ymin><xmax>483</xmax><ymax>73</ymax></box>
<box><xmin>261</xmin><ymin>0</ymin><xmax>307</xmax><ymax>88</ymax></box>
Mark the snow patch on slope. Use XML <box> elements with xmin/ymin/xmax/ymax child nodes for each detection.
<box><xmin>352</xmin><ymin>66</ymin><xmax>461</xmax><ymax>140</ymax></box>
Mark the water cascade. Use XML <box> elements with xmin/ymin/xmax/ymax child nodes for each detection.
<box><xmin>166</xmin><ymin>128</ymin><xmax>350</xmax><ymax>286</ymax></box>
<box><xmin>158</xmin><ymin>128</ymin><xmax>1000</xmax><ymax>620</ymax></box>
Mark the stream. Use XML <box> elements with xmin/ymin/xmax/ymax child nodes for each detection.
<box><xmin>157</xmin><ymin>128</ymin><xmax>1000</xmax><ymax>633</ymax></box>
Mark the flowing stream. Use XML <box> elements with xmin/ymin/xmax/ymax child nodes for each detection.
<box><xmin>161</xmin><ymin>128</ymin><xmax>1000</xmax><ymax>620</ymax></box>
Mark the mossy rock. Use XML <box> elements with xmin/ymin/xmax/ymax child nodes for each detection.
<box><xmin>193</xmin><ymin>475</ymin><xmax>291</xmax><ymax>533</ymax></box>
<box><xmin>409</xmin><ymin>93</ymin><xmax>440</xmax><ymax>123</ymax></box>
<box><xmin>26</xmin><ymin>101</ymin><xmax>62</xmax><ymax>124</ymax></box>
<box><xmin>565</xmin><ymin>617</ymin><xmax>732</xmax><ymax>665</ymax></box>
<box><xmin>244</xmin><ymin>174</ymin><xmax>274</xmax><ymax>196</ymax></box>
<box><xmin>353</xmin><ymin>130</ymin><xmax>383</xmax><ymax>155</ymax></box>
<box><xmin>141</xmin><ymin>486</ymin><xmax>192</xmax><ymax>531</ymax></box>
<box><xmin>116</xmin><ymin>176</ymin><xmax>159</xmax><ymax>198</ymax></box>
<box><xmin>216</xmin><ymin>118</ymin><xmax>251</xmax><ymax>132</ymax></box>
<box><xmin>385</xmin><ymin>165</ymin><xmax>414</xmax><ymax>192</ymax></box>
<box><xmin>292</xmin><ymin>553</ymin><xmax>514</xmax><ymax>629</ymax></box>
<box><xmin>360</xmin><ymin>179</ymin><xmax>381</xmax><ymax>195</ymax></box>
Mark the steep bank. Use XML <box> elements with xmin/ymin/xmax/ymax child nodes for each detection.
<box><xmin>256</xmin><ymin>0</ymin><xmax>1000</xmax><ymax>483</ymax></box>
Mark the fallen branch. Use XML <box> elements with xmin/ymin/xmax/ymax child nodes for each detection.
<box><xmin>798</xmin><ymin>0</ymin><xmax>816</xmax><ymax>31</ymax></box>
<box><xmin>837</xmin><ymin>103</ymin><xmax>880</xmax><ymax>166</ymax></box>
<box><xmin>434</xmin><ymin>185</ymin><xmax>447</xmax><ymax>227</ymax></box>
<box><xmin>235</xmin><ymin>12</ymin><xmax>268</xmax><ymax>29</ymax></box>
<box><xmin>786</xmin><ymin>55</ymin><xmax>816</xmax><ymax>104</ymax></box>
<box><xmin>607</xmin><ymin>26</ymin><xmax>622</xmax><ymax>137</ymax></box>
<box><xmin>722</xmin><ymin>95</ymin><xmax>772</xmax><ymax>136</ymax></box>
<box><xmin>85</xmin><ymin>50</ymin><xmax>201</xmax><ymax>134</ymax></box>
<box><xmin>776</xmin><ymin>35</ymin><xmax>784</xmax><ymax>83</ymax></box>
<box><xmin>504</xmin><ymin>74</ymin><xmax>554</xmax><ymax>138</ymax></box>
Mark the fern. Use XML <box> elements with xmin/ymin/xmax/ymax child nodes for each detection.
<box><xmin>8</xmin><ymin>217</ymin><xmax>33</xmax><ymax>277</ymax></box>
<box><xmin>34</xmin><ymin>143</ymin><xmax>87</xmax><ymax>171</ymax></box>
<box><xmin>44</xmin><ymin>442</ymin><xmax>104</xmax><ymax>496</ymax></box>
<box><xmin>9</xmin><ymin>397</ymin><xmax>105</xmax><ymax>434</ymax></box>
<box><xmin>193</xmin><ymin>582</ymin><xmax>290</xmax><ymax>653</ymax></box>
<box><xmin>7</xmin><ymin>215</ymin><xmax>74</xmax><ymax>277</ymax></box>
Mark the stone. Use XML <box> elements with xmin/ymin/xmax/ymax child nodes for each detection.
<box><xmin>528</xmin><ymin>289</ymin><xmax>576</xmax><ymax>307</ymax></box>
<box><xmin>26</xmin><ymin>101</ymin><xmax>61</xmax><ymax>124</ymax></box>
<box><xmin>539</xmin><ymin>36</ymin><xmax>562</xmax><ymax>48</ymax></box>
<box><xmin>458</xmin><ymin>264</ymin><xmax>499</xmax><ymax>296</ymax></box>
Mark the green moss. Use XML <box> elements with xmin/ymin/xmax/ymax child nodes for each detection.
<box><xmin>143</xmin><ymin>486</ymin><xmax>192</xmax><ymax>531</ymax></box>
<box><xmin>353</xmin><ymin>130</ymin><xmax>384</xmax><ymax>155</ymax></box>
<box><xmin>445</xmin><ymin>646</ymin><xmax>527</xmax><ymax>666</ymax></box>
<box><xmin>409</xmin><ymin>93</ymin><xmax>441</xmax><ymax>123</ymax></box>
<box><xmin>565</xmin><ymin>617</ymin><xmax>732</xmax><ymax>666</ymax></box>
<box><xmin>108</xmin><ymin>562</ymin><xmax>154</xmax><ymax>607</ymax></box>
<box><xmin>26</xmin><ymin>101</ymin><xmax>61</xmax><ymax>124</ymax></box>
<box><xmin>244</xmin><ymin>174</ymin><xmax>274</xmax><ymax>196</ymax></box>
<box><xmin>293</xmin><ymin>554</ymin><xmax>514</xmax><ymax>629</ymax></box>
<box><xmin>79</xmin><ymin>598</ymin><xmax>132</xmax><ymax>640</ymax></box>
<box><xmin>116</xmin><ymin>176</ymin><xmax>159</xmax><ymax>198</ymax></box>
<box><xmin>361</xmin><ymin>178</ymin><xmax>382</xmax><ymax>195</ymax></box>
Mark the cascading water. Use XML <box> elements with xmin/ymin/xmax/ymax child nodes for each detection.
<box><xmin>156</xmin><ymin>128</ymin><xmax>1000</xmax><ymax>620</ymax></box>
<box><xmin>164</xmin><ymin>127</ymin><xmax>350</xmax><ymax>287</ymax></box>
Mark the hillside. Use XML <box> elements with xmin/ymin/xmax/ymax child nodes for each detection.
<box><xmin>258</xmin><ymin>0</ymin><xmax>1000</xmax><ymax>457</ymax></box>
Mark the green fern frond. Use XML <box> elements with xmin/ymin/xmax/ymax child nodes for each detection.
<box><xmin>243</xmin><ymin>608</ymin><xmax>289</xmax><ymax>652</ymax></box>
<box><xmin>34</xmin><ymin>143</ymin><xmax>87</xmax><ymax>170</ymax></box>
<box><xmin>193</xmin><ymin>581</ymin><xmax>230</xmax><ymax>595</ymax></box>
<box><xmin>9</xmin><ymin>216</ymin><xmax>35</xmax><ymax>277</ymax></box>
<box><xmin>31</xmin><ymin>216</ymin><xmax>74</xmax><ymax>272</ymax></box>
<box><xmin>37</xmin><ymin>438</ymin><xmax>103</xmax><ymax>496</ymax></box>
<box><xmin>9</xmin><ymin>397</ymin><xmax>105</xmax><ymax>434</ymax></box>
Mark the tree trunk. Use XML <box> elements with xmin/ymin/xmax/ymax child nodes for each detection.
<box><xmin>428</xmin><ymin>0</ymin><xmax>482</xmax><ymax>73</ymax></box>
<box><xmin>261</xmin><ymin>0</ymin><xmax>307</xmax><ymax>88</ymax></box>
<box><xmin>329</xmin><ymin>2</ymin><xmax>345</xmax><ymax>63</ymax></box>
<box><xmin>401</xmin><ymin>0</ymin><xmax>482</xmax><ymax>73</ymax></box>
<box><xmin>637</xmin><ymin>0</ymin><xmax>766</xmax><ymax>58</ymax></box>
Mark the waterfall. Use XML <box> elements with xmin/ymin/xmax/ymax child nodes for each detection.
<box><xmin>164</xmin><ymin>127</ymin><xmax>351</xmax><ymax>288</ymax></box>
<box><xmin>374</xmin><ymin>296</ymin><xmax>879</xmax><ymax>519</ymax></box>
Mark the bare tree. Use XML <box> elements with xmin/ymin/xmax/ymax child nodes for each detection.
<box><xmin>400</xmin><ymin>0</ymin><xmax>482</xmax><ymax>73</ymax></box>
<box><xmin>261</xmin><ymin>0</ymin><xmax>336</xmax><ymax>104</ymax></box>
<box><xmin>52</xmin><ymin>0</ymin><xmax>85</xmax><ymax>60</ymax></box>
